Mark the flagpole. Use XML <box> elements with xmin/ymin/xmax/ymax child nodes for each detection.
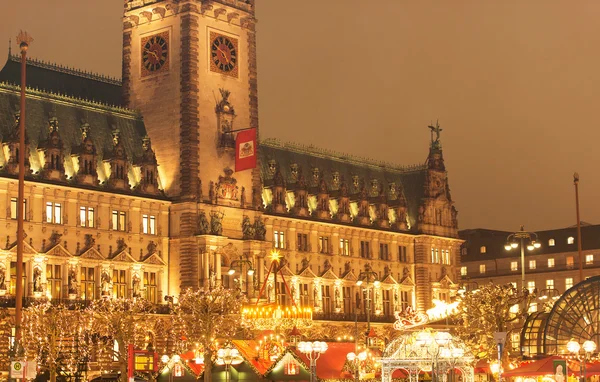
<box><xmin>574</xmin><ymin>173</ymin><xmax>583</xmax><ymax>282</ymax></box>
<box><xmin>14</xmin><ymin>30</ymin><xmax>32</xmax><ymax>351</ymax></box>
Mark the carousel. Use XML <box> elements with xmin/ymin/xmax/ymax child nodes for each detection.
<box><xmin>381</xmin><ymin>329</ymin><xmax>475</xmax><ymax>382</ymax></box>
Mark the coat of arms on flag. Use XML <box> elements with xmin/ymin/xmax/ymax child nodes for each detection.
<box><xmin>235</xmin><ymin>128</ymin><xmax>257</xmax><ymax>172</ymax></box>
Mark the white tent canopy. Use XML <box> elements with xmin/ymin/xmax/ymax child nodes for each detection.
<box><xmin>381</xmin><ymin>329</ymin><xmax>475</xmax><ymax>382</ymax></box>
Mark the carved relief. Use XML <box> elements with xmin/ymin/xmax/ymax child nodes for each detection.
<box><xmin>216</xmin><ymin>168</ymin><xmax>239</xmax><ymax>201</ymax></box>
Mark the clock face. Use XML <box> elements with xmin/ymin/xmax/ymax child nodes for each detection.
<box><xmin>141</xmin><ymin>32</ymin><xmax>169</xmax><ymax>77</ymax></box>
<box><xmin>210</xmin><ymin>32</ymin><xmax>239</xmax><ymax>78</ymax></box>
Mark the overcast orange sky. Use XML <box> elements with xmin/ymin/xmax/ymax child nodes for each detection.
<box><xmin>2</xmin><ymin>1</ymin><xmax>599</xmax><ymax>232</ymax></box>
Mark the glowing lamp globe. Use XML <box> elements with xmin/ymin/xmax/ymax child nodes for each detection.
<box><xmin>511</xmin><ymin>242</ymin><xmax>518</xmax><ymax>249</ymax></box>
<box><xmin>534</xmin><ymin>242</ymin><xmax>541</xmax><ymax>249</ymax></box>
<box><xmin>567</xmin><ymin>340</ymin><xmax>581</xmax><ymax>354</ymax></box>
<box><xmin>583</xmin><ymin>340</ymin><xmax>597</xmax><ymax>353</ymax></box>
<box><xmin>358</xmin><ymin>351</ymin><xmax>368</xmax><ymax>361</ymax></box>
<box><xmin>347</xmin><ymin>352</ymin><xmax>356</xmax><ymax>361</ymax></box>
<box><xmin>504</xmin><ymin>244</ymin><xmax>512</xmax><ymax>251</ymax></box>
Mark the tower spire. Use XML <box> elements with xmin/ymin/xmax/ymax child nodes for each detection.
<box><xmin>8</xmin><ymin>38</ymin><xmax>11</xmax><ymax>56</ymax></box>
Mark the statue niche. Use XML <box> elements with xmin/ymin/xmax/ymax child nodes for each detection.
<box><xmin>375</xmin><ymin>188</ymin><xmax>390</xmax><ymax>228</ymax></box>
<box><xmin>3</xmin><ymin>111</ymin><xmax>31</xmax><ymax>176</ymax></box>
<box><xmin>355</xmin><ymin>183</ymin><xmax>371</xmax><ymax>226</ymax></box>
<box><xmin>38</xmin><ymin>116</ymin><xmax>66</xmax><ymax>182</ymax></box>
<box><xmin>291</xmin><ymin>168</ymin><xmax>309</xmax><ymax>217</ymax></box>
<box><xmin>314</xmin><ymin>175</ymin><xmax>331</xmax><ymax>220</ymax></box>
<box><xmin>270</xmin><ymin>166</ymin><xmax>286</xmax><ymax>214</ymax></box>
<box><xmin>336</xmin><ymin>177</ymin><xmax>351</xmax><ymax>223</ymax></box>
<box><xmin>105</xmin><ymin>129</ymin><xmax>130</xmax><ymax>191</ymax></box>
<box><xmin>72</xmin><ymin>122</ymin><xmax>99</xmax><ymax>186</ymax></box>
<box><xmin>136</xmin><ymin>135</ymin><xmax>160</xmax><ymax>195</ymax></box>
<box><xmin>216</xmin><ymin>88</ymin><xmax>236</xmax><ymax>151</ymax></box>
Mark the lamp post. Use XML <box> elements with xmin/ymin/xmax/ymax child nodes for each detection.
<box><xmin>216</xmin><ymin>344</ymin><xmax>243</xmax><ymax>382</ymax></box>
<box><xmin>346</xmin><ymin>351</ymin><xmax>367</xmax><ymax>382</ymax></box>
<box><xmin>228</xmin><ymin>258</ymin><xmax>255</xmax><ymax>295</ymax></box>
<box><xmin>356</xmin><ymin>264</ymin><xmax>379</xmax><ymax>340</ymax></box>
<box><xmin>160</xmin><ymin>354</ymin><xmax>181</xmax><ymax>382</ymax></box>
<box><xmin>567</xmin><ymin>339</ymin><xmax>597</xmax><ymax>382</ymax></box>
<box><xmin>298</xmin><ymin>341</ymin><xmax>328</xmax><ymax>382</ymax></box>
<box><xmin>504</xmin><ymin>226</ymin><xmax>540</xmax><ymax>293</ymax></box>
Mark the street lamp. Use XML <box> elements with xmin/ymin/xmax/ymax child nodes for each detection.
<box><xmin>356</xmin><ymin>264</ymin><xmax>379</xmax><ymax>339</ymax></box>
<box><xmin>298</xmin><ymin>341</ymin><xmax>328</xmax><ymax>382</ymax></box>
<box><xmin>504</xmin><ymin>226</ymin><xmax>540</xmax><ymax>293</ymax></box>
<box><xmin>216</xmin><ymin>344</ymin><xmax>243</xmax><ymax>382</ymax></box>
<box><xmin>161</xmin><ymin>354</ymin><xmax>182</xmax><ymax>382</ymax></box>
<box><xmin>228</xmin><ymin>258</ymin><xmax>255</xmax><ymax>294</ymax></box>
<box><xmin>346</xmin><ymin>351</ymin><xmax>367</xmax><ymax>382</ymax></box>
<box><xmin>567</xmin><ymin>339</ymin><xmax>597</xmax><ymax>382</ymax></box>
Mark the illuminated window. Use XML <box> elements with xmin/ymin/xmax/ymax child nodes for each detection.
<box><xmin>442</xmin><ymin>249</ymin><xmax>451</xmax><ymax>265</ymax></box>
<box><xmin>548</xmin><ymin>239</ymin><xmax>555</xmax><ymax>246</ymax></box>
<box><xmin>479</xmin><ymin>264</ymin><xmax>486</xmax><ymax>274</ymax></box>
<box><xmin>273</xmin><ymin>231</ymin><xmax>285</xmax><ymax>249</ymax></box>
<box><xmin>144</xmin><ymin>271</ymin><xmax>157</xmax><ymax>303</ymax></box>
<box><xmin>511</xmin><ymin>262</ymin><xmax>518</xmax><ymax>271</ymax></box>
<box><xmin>586</xmin><ymin>254</ymin><xmax>594</xmax><ymax>265</ymax></box>
<box><xmin>112</xmin><ymin>210</ymin><xmax>127</xmax><ymax>231</ymax></box>
<box><xmin>480</xmin><ymin>246</ymin><xmax>486</xmax><ymax>254</ymax></box>
<box><xmin>10</xmin><ymin>198</ymin><xmax>27</xmax><ymax>220</ymax></box>
<box><xmin>45</xmin><ymin>202</ymin><xmax>62</xmax><ymax>224</ymax></box>
<box><xmin>339</xmin><ymin>238</ymin><xmax>349</xmax><ymax>255</ymax></box>
<box><xmin>548</xmin><ymin>258</ymin><xmax>555</xmax><ymax>268</ymax></box>
<box><xmin>510</xmin><ymin>282</ymin><xmax>517</xmax><ymax>289</ymax></box>
<box><xmin>112</xmin><ymin>269</ymin><xmax>127</xmax><ymax>298</ymax></box>
<box><xmin>431</xmin><ymin>248</ymin><xmax>440</xmax><ymax>264</ymax></box>
<box><xmin>568</xmin><ymin>237</ymin><xmax>575</xmax><ymax>244</ymax></box>
<box><xmin>546</xmin><ymin>279</ymin><xmax>554</xmax><ymax>289</ymax></box>
<box><xmin>527</xmin><ymin>281</ymin><xmax>536</xmax><ymax>293</ymax></box>
<box><xmin>567</xmin><ymin>256</ymin><xmax>575</xmax><ymax>269</ymax></box>
<box><xmin>46</xmin><ymin>264</ymin><xmax>62</xmax><ymax>299</ymax></box>
<box><xmin>528</xmin><ymin>303</ymin><xmax>538</xmax><ymax>313</ymax></box>
<box><xmin>80</xmin><ymin>206</ymin><xmax>95</xmax><ymax>227</ymax></box>
<box><xmin>565</xmin><ymin>278</ymin><xmax>573</xmax><ymax>290</ymax></box>
<box><xmin>80</xmin><ymin>266</ymin><xmax>95</xmax><ymax>301</ymax></box>
<box><xmin>142</xmin><ymin>214</ymin><xmax>156</xmax><ymax>235</ymax></box>
<box><xmin>529</xmin><ymin>260</ymin><xmax>536</xmax><ymax>270</ymax></box>
<box><xmin>460</xmin><ymin>266</ymin><xmax>467</xmax><ymax>276</ymax></box>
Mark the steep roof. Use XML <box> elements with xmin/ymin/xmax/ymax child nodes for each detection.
<box><xmin>259</xmin><ymin>139</ymin><xmax>427</xmax><ymax>229</ymax></box>
<box><xmin>0</xmin><ymin>54</ymin><xmax>122</xmax><ymax>106</ymax></box>
<box><xmin>0</xmin><ymin>82</ymin><xmax>150</xmax><ymax>191</ymax></box>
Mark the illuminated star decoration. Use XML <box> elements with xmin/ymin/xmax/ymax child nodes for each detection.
<box><xmin>269</xmin><ymin>249</ymin><xmax>282</xmax><ymax>264</ymax></box>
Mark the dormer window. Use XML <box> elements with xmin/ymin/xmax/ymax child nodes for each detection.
<box><xmin>548</xmin><ymin>238</ymin><xmax>555</xmax><ymax>246</ymax></box>
<box><xmin>568</xmin><ymin>237</ymin><xmax>575</xmax><ymax>245</ymax></box>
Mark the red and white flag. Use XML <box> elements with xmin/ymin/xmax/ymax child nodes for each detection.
<box><xmin>235</xmin><ymin>128</ymin><xmax>257</xmax><ymax>172</ymax></box>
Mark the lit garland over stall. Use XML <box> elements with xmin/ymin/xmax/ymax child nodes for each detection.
<box><xmin>241</xmin><ymin>250</ymin><xmax>313</xmax><ymax>330</ymax></box>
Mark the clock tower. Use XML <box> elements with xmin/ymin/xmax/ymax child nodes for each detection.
<box><xmin>123</xmin><ymin>0</ymin><xmax>263</xmax><ymax>292</ymax></box>
<box><xmin>122</xmin><ymin>0</ymin><xmax>258</xmax><ymax>200</ymax></box>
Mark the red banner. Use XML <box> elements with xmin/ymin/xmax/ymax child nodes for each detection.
<box><xmin>235</xmin><ymin>128</ymin><xmax>257</xmax><ymax>172</ymax></box>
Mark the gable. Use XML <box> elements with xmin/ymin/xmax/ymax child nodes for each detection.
<box><xmin>111</xmin><ymin>250</ymin><xmax>137</xmax><ymax>263</ymax></box>
<box><xmin>79</xmin><ymin>247</ymin><xmax>105</xmax><ymax>260</ymax></box>
<box><xmin>298</xmin><ymin>267</ymin><xmax>316</xmax><ymax>279</ymax></box>
<box><xmin>320</xmin><ymin>269</ymin><xmax>338</xmax><ymax>280</ymax></box>
<box><xmin>400</xmin><ymin>276</ymin><xmax>415</xmax><ymax>287</ymax></box>
<box><xmin>143</xmin><ymin>253</ymin><xmax>166</xmax><ymax>266</ymax></box>
<box><xmin>45</xmin><ymin>244</ymin><xmax>72</xmax><ymax>258</ymax></box>
<box><xmin>342</xmin><ymin>270</ymin><xmax>357</xmax><ymax>282</ymax></box>
<box><xmin>8</xmin><ymin>240</ymin><xmax>38</xmax><ymax>255</ymax></box>
<box><xmin>279</xmin><ymin>265</ymin><xmax>295</xmax><ymax>277</ymax></box>
<box><xmin>381</xmin><ymin>274</ymin><xmax>398</xmax><ymax>284</ymax></box>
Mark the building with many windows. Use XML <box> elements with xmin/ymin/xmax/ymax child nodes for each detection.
<box><xmin>459</xmin><ymin>224</ymin><xmax>600</xmax><ymax>303</ymax></box>
<box><xmin>0</xmin><ymin>0</ymin><xmax>463</xmax><ymax>337</ymax></box>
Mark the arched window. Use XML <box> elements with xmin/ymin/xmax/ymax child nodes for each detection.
<box><xmin>567</xmin><ymin>237</ymin><xmax>575</xmax><ymax>245</ymax></box>
<box><xmin>480</xmin><ymin>246</ymin><xmax>487</xmax><ymax>254</ymax></box>
<box><xmin>548</xmin><ymin>238</ymin><xmax>555</xmax><ymax>246</ymax></box>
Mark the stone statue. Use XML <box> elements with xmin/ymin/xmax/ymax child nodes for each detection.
<box><xmin>68</xmin><ymin>268</ymin><xmax>77</xmax><ymax>295</ymax></box>
<box><xmin>101</xmin><ymin>271</ymin><xmax>111</xmax><ymax>296</ymax></box>
<box><xmin>209</xmin><ymin>181</ymin><xmax>215</xmax><ymax>204</ymax></box>
<box><xmin>210</xmin><ymin>211</ymin><xmax>224</xmax><ymax>236</ymax></box>
<box><xmin>132</xmin><ymin>276</ymin><xmax>141</xmax><ymax>298</ymax></box>
<box><xmin>344</xmin><ymin>261</ymin><xmax>351</xmax><ymax>273</ymax></box>
<box><xmin>209</xmin><ymin>267</ymin><xmax>216</xmax><ymax>289</ymax></box>
<box><xmin>334</xmin><ymin>288</ymin><xmax>341</xmax><ymax>309</ymax></box>
<box><xmin>197</xmin><ymin>211</ymin><xmax>210</xmax><ymax>235</ymax></box>
<box><xmin>33</xmin><ymin>267</ymin><xmax>42</xmax><ymax>292</ymax></box>
<box><xmin>301</xmin><ymin>257</ymin><xmax>310</xmax><ymax>270</ymax></box>
<box><xmin>252</xmin><ymin>187</ymin><xmax>263</xmax><ymax>210</ymax></box>
<box><xmin>428</xmin><ymin>120</ymin><xmax>443</xmax><ymax>147</ymax></box>
<box><xmin>49</xmin><ymin>230</ymin><xmax>62</xmax><ymax>248</ymax></box>
<box><xmin>240</xmin><ymin>186</ymin><xmax>246</xmax><ymax>208</ymax></box>
<box><xmin>241</xmin><ymin>216</ymin><xmax>255</xmax><ymax>240</ymax></box>
<box><xmin>254</xmin><ymin>216</ymin><xmax>266</xmax><ymax>240</ymax></box>
<box><xmin>0</xmin><ymin>268</ymin><xmax>6</xmax><ymax>290</ymax></box>
<box><xmin>84</xmin><ymin>234</ymin><xmax>95</xmax><ymax>249</ymax></box>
